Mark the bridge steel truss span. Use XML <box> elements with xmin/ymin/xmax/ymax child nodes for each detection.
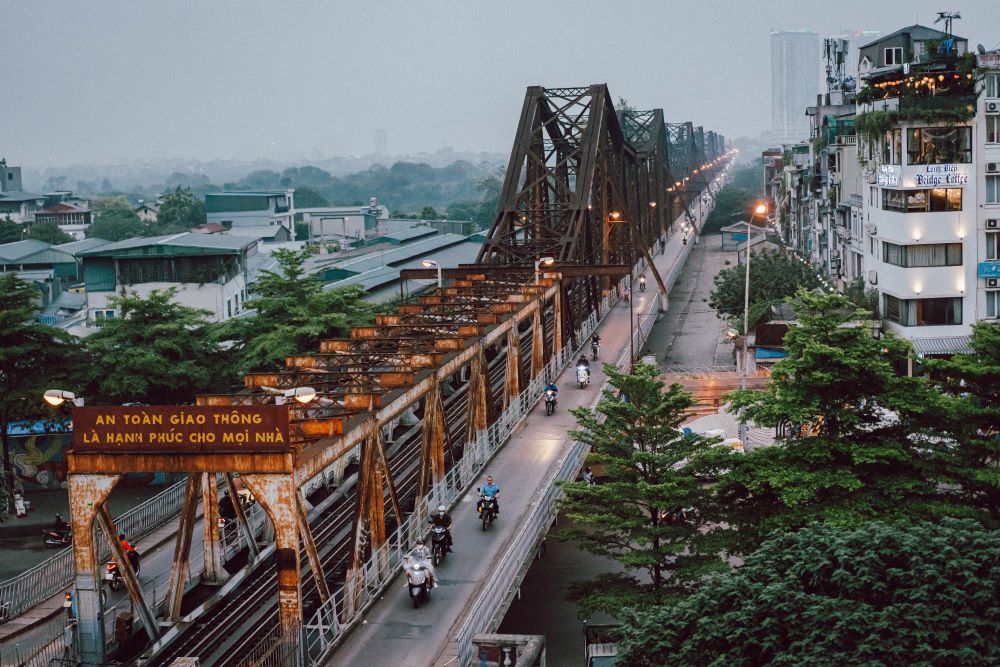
<box><xmin>476</xmin><ymin>84</ymin><xmax>728</xmax><ymax>339</ymax></box>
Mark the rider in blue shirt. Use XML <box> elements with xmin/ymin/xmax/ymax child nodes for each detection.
<box><xmin>479</xmin><ymin>475</ymin><xmax>500</xmax><ymax>515</ymax></box>
<box><xmin>543</xmin><ymin>381</ymin><xmax>559</xmax><ymax>394</ymax></box>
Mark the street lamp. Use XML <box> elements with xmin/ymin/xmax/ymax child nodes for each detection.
<box><xmin>277</xmin><ymin>386</ymin><xmax>317</xmax><ymax>405</ymax></box>
<box><xmin>608</xmin><ymin>211</ymin><xmax>634</xmax><ymax>371</ymax></box>
<box><xmin>737</xmin><ymin>200</ymin><xmax>770</xmax><ymax>444</ymax></box>
<box><xmin>534</xmin><ymin>256</ymin><xmax>555</xmax><ymax>285</ymax></box>
<box><xmin>42</xmin><ymin>390</ymin><xmax>84</xmax><ymax>407</ymax></box>
<box><xmin>421</xmin><ymin>259</ymin><xmax>442</xmax><ymax>289</ymax></box>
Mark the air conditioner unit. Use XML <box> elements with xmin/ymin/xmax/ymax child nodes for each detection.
<box><xmin>988</xmin><ymin>162</ymin><xmax>1000</xmax><ymax>174</ymax></box>
<box><xmin>988</xmin><ymin>101</ymin><xmax>1000</xmax><ymax>112</ymax></box>
<box><xmin>868</xmin><ymin>270</ymin><xmax>878</xmax><ymax>285</ymax></box>
<box><xmin>987</xmin><ymin>219</ymin><xmax>1000</xmax><ymax>230</ymax></box>
<box><xmin>864</xmin><ymin>223</ymin><xmax>877</xmax><ymax>235</ymax></box>
<box><xmin>988</xmin><ymin>277</ymin><xmax>1000</xmax><ymax>288</ymax></box>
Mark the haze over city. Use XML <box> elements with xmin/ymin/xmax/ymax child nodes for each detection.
<box><xmin>5</xmin><ymin>0</ymin><xmax>1000</xmax><ymax>167</ymax></box>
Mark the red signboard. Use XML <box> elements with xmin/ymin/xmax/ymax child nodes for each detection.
<box><xmin>72</xmin><ymin>406</ymin><xmax>290</xmax><ymax>454</ymax></box>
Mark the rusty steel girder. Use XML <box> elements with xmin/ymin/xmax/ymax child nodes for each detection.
<box><xmin>285</xmin><ymin>352</ymin><xmax>444</xmax><ymax>370</ymax></box>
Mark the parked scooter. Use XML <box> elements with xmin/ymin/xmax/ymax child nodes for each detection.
<box><xmin>43</xmin><ymin>514</ymin><xmax>72</xmax><ymax>548</ymax></box>
<box><xmin>478</xmin><ymin>493</ymin><xmax>498</xmax><ymax>531</ymax></box>
<box><xmin>406</xmin><ymin>562</ymin><xmax>431</xmax><ymax>608</ymax></box>
<box><xmin>544</xmin><ymin>389</ymin><xmax>557</xmax><ymax>416</ymax></box>
<box><xmin>104</xmin><ymin>549</ymin><xmax>141</xmax><ymax>591</ymax></box>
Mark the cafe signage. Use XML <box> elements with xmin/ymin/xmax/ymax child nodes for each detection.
<box><xmin>876</xmin><ymin>165</ymin><xmax>900</xmax><ymax>187</ymax></box>
<box><xmin>912</xmin><ymin>164</ymin><xmax>968</xmax><ymax>187</ymax></box>
<box><xmin>72</xmin><ymin>406</ymin><xmax>290</xmax><ymax>454</ymax></box>
<box><xmin>977</xmin><ymin>52</ymin><xmax>1000</xmax><ymax>70</ymax></box>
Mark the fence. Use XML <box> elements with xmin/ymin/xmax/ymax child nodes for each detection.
<box><xmin>0</xmin><ymin>613</ymin><xmax>70</xmax><ymax>666</ymax></box>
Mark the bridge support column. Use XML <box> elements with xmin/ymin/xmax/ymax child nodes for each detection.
<box><xmin>504</xmin><ymin>317</ymin><xmax>521</xmax><ymax>408</ymax></box>
<box><xmin>224</xmin><ymin>472</ymin><xmax>260</xmax><ymax>560</ymax></box>
<box><xmin>529</xmin><ymin>310</ymin><xmax>544</xmax><ymax>380</ymax></box>
<box><xmin>466</xmin><ymin>349</ymin><xmax>490</xmax><ymax>443</ymax></box>
<box><xmin>165</xmin><ymin>474</ymin><xmax>200</xmax><ymax>622</ymax></box>
<box><xmin>241</xmin><ymin>473</ymin><xmax>302</xmax><ymax>666</ymax></box>
<box><xmin>68</xmin><ymin>473</ymin><xmax>119</xmax><ymax>667</ymax></box>
<box><xmin>418</xmin><ymin>376</ymin><xmax>447</xmax><ymax>499</ymax></box>
<box><xmin>201</xmin><ymin>472</ymin><xmax>229</xmax><ymax>585</ymax></box>
<box><xmin>96</xmin><ymin>505</ymin><xmax>160</xmax><ymax>643</ymax></box>
<box><xmin>552</xmin><ymin>287</ymin><xmax>563</xmax><ymax>356</ymax></box>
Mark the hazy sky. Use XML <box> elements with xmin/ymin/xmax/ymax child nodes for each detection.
<box><xmin>5</xmin><ymin>1</ymin><xmax>1000</xmax><ymax>167</ymax></box>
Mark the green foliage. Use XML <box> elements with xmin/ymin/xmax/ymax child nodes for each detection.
<box><xmin>85</xmin><ymin>289</ymin><xmax>231</xmax><ymax>404</ymax></box>
<box><xmin>0</xmin><ymin>217</ymin><xmax>23</xmax><ymax>243</ymax></box>
<box><xmin>156</xmin><ymin>187</ymin><xmax>206</xmax><ymax>233</ymax></box>
<box><xmin>702</xmin><ymin>163</ymin><xmax>763</xmax><ymax>234</ymax></box>
<box><xmin>0</xmin><ymin>274</ymin><xmax>86</xmax><ymax>514</ymax></box>
<box><xmin>843</xmin><ymin>276</ymin><xmax>879</xmax><ymax>318</ymax></box>
<box><xmin>26</xmin><ymin>221</ymin><xmax>73</xmax><ymax>245</ymax></box>
<box><xmin>88</xmin><ymin>207</ymin><xmax>149</xmax><ymax>241</ymax></box>
<box><xmin>923</xmin><ymin>322</ymin><xmax>1000</xmax><ymax>521</ymax></box>
<box><xmin>709</xmin><ymin>291</ymin><xmax>958</xmax><ymax>550</ymax></box>
<box><xmin>617</xmin><ymin>520</ymin><xmax>1000</xmax><ymax>667</ymax></box>
<box><xmin>856</xmin><ymin>99</ymin><xmax>976</xmax><ymax>149</ymax></box>
<box><xmin>444</xmin><ymin>201</ymin><xmax>479</xmax><ymax>222</ymax></box>
<box><xmin>555</xmin><ymin>363</ymin><xmax>726</xmax><ymax>617</ymax></box>
<box><xmin>419</xmin><ymin>206</ymin><xmax>439</xmax><ymax>219</ymax></box>
<box><xmin>293</xmin><ymin>186</ymin><xmax>328</xmax><ymax>208</ymax></box>
<box><xmin>212</xmin><ymin>247</ymin><xmax>376</xmax><ymax>373</ymax></box>
<box><xmin>708</xmin><ymin>251</ymin><xmax>821</xmax><ymax>328</ymax></box>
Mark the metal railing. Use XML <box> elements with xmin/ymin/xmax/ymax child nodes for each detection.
<box><xmin>0</xmin><ymin>613</ymin><xmax>69</xmax><ymax>666</ymax></box>
<box><xmin>0</xmin><ymin>479</ymin><xmax>189</xmax><ymax>623</ymax></box>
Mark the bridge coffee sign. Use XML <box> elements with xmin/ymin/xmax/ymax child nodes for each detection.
<box><xmin>72</xmin><ymin>406</ymin><xmax>290</xmax><ymax>454</ymax></box>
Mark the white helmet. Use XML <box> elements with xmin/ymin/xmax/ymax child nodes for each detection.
<box><xmin>437</xmin><ymin>505</ymin><xmax>447</xmax><ymax>513</ymax></box>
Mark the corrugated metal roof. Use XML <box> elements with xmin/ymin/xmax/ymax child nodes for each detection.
<box><xmin>0</xmin><ymin>192</ymin><xmax>45</xmax><ymax>203</ymax></box>
<box><xmin>0</xmin><ymin>240</ymin><xmax>77</xmax><ymax>264</ymax></box>
<box><xmin>56</xmin><ymin>238</ymin><xmax>112</xmax><ymax>255</ymax></box>
<box><xmin>331</xmin><ymin>234</ymin><xmax>470</xmax><ymax>275</ymax></box>
<box><xmin>911</xmin><ymin>336</ymin><xmax>973</xmax><ymax>356</ymax></box>
<box><xmin>78</xmin><ymin>232</ymin><xmax>257</xmax><ymax>256</ymax></box>
<box><xmin>368</xmin><ymin>227</ymin><xmax>438</xmax><ymax>243</ymax></box>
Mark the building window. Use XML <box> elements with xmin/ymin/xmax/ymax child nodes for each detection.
<box><xmin>986</xmin><ymin>232</ymin><xmax>999</xmax><ymax>261</ymax></box>
<box><xmin>226</xmin><ymin>299</ymin><xmax>232</xmax><ymax>318</ymax></box>
<box><xmin>881</xmin><ymin>188</ymin><xmax>961</xmax><ymax>212</ymax></box>
<box><xmin>882</xmin><ymin>128</ymin><xmax>902</xmax><ymax>164</ymax></box>
<box><xmin>988</xmin><ymin>291</ymin><xmax>1000</xmax><ymax>319</ymax></box>
<box><xmin>986</xmin><ymin>73</ymin><xmax>1000</xmax><ymax>98</ymax></box>
<box><xmin>906</xmin><ymin>127</ymin><xmax>972</xmax><ymax>164</ymax></box>
<box><xmin>988</xmin><ymin>115</ymin><xmax>1000</xmax><ymax>144</ymax></box>
<box><xmin>884</xmin><ymin>294</ymin><xmax>962</xmax><ymax>326</ymax></box>
<box><xmin>988</xmin><ymin>176</ymin><xmax>1000</xmax><ymax>204</ymax></box>
<box><xmin>884</xmin><ymin>47</ymin><xmax>903</xmax><ymax>65</ymax></box>
<box><xmin>883</xmin><ymin>242</ymin><xmax>962</xmax><ymax>267</ymax></box>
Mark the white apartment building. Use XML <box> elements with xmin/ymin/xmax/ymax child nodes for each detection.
<box><xmin>771</xmin><ymin>30</ymin><xmax>821</xmax><ymax>144</ymax></box>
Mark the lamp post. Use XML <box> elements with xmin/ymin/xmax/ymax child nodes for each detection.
<box><xmin>276</xmin><ymin>386</ymin><xmax>318</xmax><ymax>406</ymax></box>
<box><xmin>421</xmin><ymin>259</ymin><xmax>442</xmax><ymax>289</ymax></box>
<box><xmin>43</xmin><ymin>389</ymin><xmax>85</xmax><ymax>407</ymax></box>
<box><xmin>534</xmin><ymin>256</ymin><xmax>555</xmax><ymax>285</ymax></box>
<box><xmin>608</xmin><ymin>211</ymin><xmax>635</xmax><ymax>371</ymax></box>
<box><xmin>738</xmin><ymin>201</ymin><xmax>769</xmax><ymax>445</ymax></box>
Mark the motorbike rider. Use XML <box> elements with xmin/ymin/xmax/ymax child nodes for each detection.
<box><xmin>591</xmin><ymin>334</ymin><xmax>601</xmax><ymax>356</ymax></box>
<box><xmin>428</xmin><ymin>504</ymin><xmax>453</xmax><ymax>553</ymax></box>
<box><xmin>407</xmin><ymin>538</ymin><xmax>437</xmax><ymax>587</ymax></box>
<box><xmin>622</xmin><ymin>286</ymin><xmax>631</xmax><ymax>304</ymax></box>
<box><xmin>53</xmin><ymin>514</ymin><xmax>69</xmax><ymax>534</ymax></box>
<box><xmin>543</xmin><ymin>380</ymin><xmax>559</xmax><ymax>397</ymax></box>
<box><xmin>639</xmin><ymin>273</ymin><xmax>647</xmax><ymax>291</ymax></box>
<box><xmin>118</xmin><ymin>532</ymin><xmax>140</xmax><ymax>571</ymax></box>
<box><xmin>576</xmin><ymin>354</ymin><xmax>591</xmax><ymax>380</ymax></box>
<box><xmin>479</xmin><ymin>475</ymin><xmax>500</xmax><ymax>516</ymax></box>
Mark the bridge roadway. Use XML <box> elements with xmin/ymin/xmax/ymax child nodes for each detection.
<box><xmin>326</xmin><ymin>201</ymin><xmax>710</xmax><ymax>667</ymax></box>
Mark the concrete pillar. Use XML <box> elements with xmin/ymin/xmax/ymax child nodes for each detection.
<box><xmin>68</xmin><ymin>473</ymin><xmax>120</xmax><ymax>666</ymax></box>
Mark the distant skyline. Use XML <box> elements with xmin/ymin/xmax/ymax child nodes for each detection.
<box><xmin>4</xmin><ymin>1</ymin><xmax>1000</xmax><ymax>167</ymax></box>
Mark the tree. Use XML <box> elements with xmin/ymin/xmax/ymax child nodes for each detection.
<box><xmin>85</xmin><ymin>289</ymin><xmax>232</xmax><ymax>405</ymax></box>
<box><xmin>617</xmin><ymin>520</ymin><xmax>1000</xmax><ymax>667</ymax></box>
<box><xmin>709</xmin><ymin>290</ymin><xmax>954</xmax><ymax>552</ymax></box>
<box><xmin>0</xmin><ymin>274</ymin><xmax>86</xmax><ymax>516</ymax></box>
<box><xmin>88</xmin><ymin>207</ymin><xmax>149</xmax><ymax>241</ymax></box>
<box><xmin>555</xmin><ymin>363</ymin><xmax>725</xmax><ymax>618</ymax></box>
<box><xmin>156</xmin><ymin>187</ymin><xmax>206</xmax><ymax>233</ymax></box>
<box><xmin>293</xmin><ymin>186</ymin><xmax>328</xmax><ymax>208</ymax></box>
<box><xmin>445</xmin><ymin>201</ymin><xmax>479</xmax><ymax>221</ymax></box>
<box><xmin>708</xmin><ymin>250</ymin><xmax>821</xmax><ymax>328</ymax></box>
<box><xmin>474</xmin><ymin>167</ymin><xmax>504</xmax><ymax>229</ymax></box>
<box><xmin>702</xmin><ymin>162</ymin><xmax>764</xmax><ymax>234</ymax></box>
<box><xmin>0</xmin><ymin>217</ymin><xmax>24</xmax><ymax>243</ymax></box>
<box><xmin>419</xmin><ymin>206</ymin><xmax>440</xmax><ymax>220</ymax></box>
<box><xmin>924</xmin><ymin>322</ymin><xmax>1000</xmax><ymax>521</ymax></box>
<box><xmin>26</xmin><ymin>222</ymin><xmax>73</xmax><ymax>245</ymax></box>
<box><xmin>212</xmin><ymin>247</ymin><xmax>376</xmax><ymax>373</ymax></box>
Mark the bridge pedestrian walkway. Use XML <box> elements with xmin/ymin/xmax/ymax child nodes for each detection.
<box><xmin>326</xmin><ymin>226</ymin><xmax>698</xmax><ymax>667</ymax></box>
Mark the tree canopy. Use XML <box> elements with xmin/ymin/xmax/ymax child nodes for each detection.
<box><xmin>26</xmin><ymin>221</ymin><xmax>73</xmax><ymax>245</ymax></box>
<box><xmin>293</xmin><ymin>186</ymin><xmax>328</xmax><ymax>208</ymax></box>
<box><xmin>87</xmin><ymin>207</ymin><xmax>149</xmax><ymax>241</ymax></box>
<box><xmin>85</xmin><ymin>289</ymin><xmax>231</xmax><ymax>404</ymax></box>
<box><xmin>617</xmin><ymin>520</ymin><xmax>1000</xmax><ymax>667</ymax></box>
<box><xmin>156</xmin><ymin>187</ymin><xmax>206</xmax><ymax>232</ymax></box>
<box><xmin>556</xmin><ymin>363</ymin><xmax>725</xmax><ymax>617</ymax></box>
<box><xmin>707</xmin><ymin>290</ymin><xmax>957</xmax><ymax>552</ymax></box>
<box><xmin>212</xmin><ymin>247</ymin><xmax>376</xmax><ymax>373</ymax></box>
<box><xmin>708</xmin><ymin>250</ymin><xmax>822</xmax><ymax>328</ymax></box>
<box><xmin>0</xmin><ymin>217</ymin><xmax>23</xmax><ymax>244</ymax></box>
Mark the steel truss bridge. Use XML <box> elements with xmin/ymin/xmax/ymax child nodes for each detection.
<box><xmin>62</xmin><ymin>83</ymin><xmax>731</xmax><ymax>667</ymax></box>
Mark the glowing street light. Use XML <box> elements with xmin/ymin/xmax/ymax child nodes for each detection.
<box><xmin>534</xmin><ymin>256</ymin><xmax>555</xmax><ymax>285</ymax></box>
<box><xmin>421</xmin><ymin>258</ymin><xmax>442</xmax><ymax>289</ymax></box>
<box><xmin>277</xmin><ymin>387</ymin><xmax>317</xmax><ymax>405</ymax></box>
<box><xmin>42</xmin><ymin>390</ymin><xmax>84</xmax><ymax>407</ymax></box>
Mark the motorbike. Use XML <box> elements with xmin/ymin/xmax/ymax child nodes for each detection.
<box><xmin>104</xmin><ymin>550</ymin><xmax>141</xmax><ymax>591</ymax></box>
<box><xmin>43</xmin><ymin>517</ymin><xmax>72</xmax><ymax>548</ymax></box>
<box><xmin>591</xmin><ymin>341</ymin><xmax>600</xmax><ymax>360</ymax></box>
<box><xmin>639</xmin><ymin>278</ymin><xmax>647</xmax><ymax>292</ymax></box>
<box><xmin>406</xmin><ymin>562</ymin><xmax>431</xmax><ymax>608</ymax></box>
<box><xmin>544</xmin><ymin>389</ymin><xmax>557</xmax><ymax>416</ymax></box>
<box><xmin>431</xmin><ymin>525</ymin><xmax>449</xmax><ymax>566</ymax></box>
<box><xmin>576</xmin><ymin>365</ymin><xmax>590</xmax><ymax>389</ymax></box>
<box><xmin>479</xmin><ymin>493</ymin><xmax>498</xmax><ymax>531</ymax></box>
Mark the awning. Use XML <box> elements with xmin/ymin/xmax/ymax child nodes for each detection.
<box><xmin>911</xmin><ymin>336</ymin><xmax>973</xmax><ymax>356</ymax></box>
